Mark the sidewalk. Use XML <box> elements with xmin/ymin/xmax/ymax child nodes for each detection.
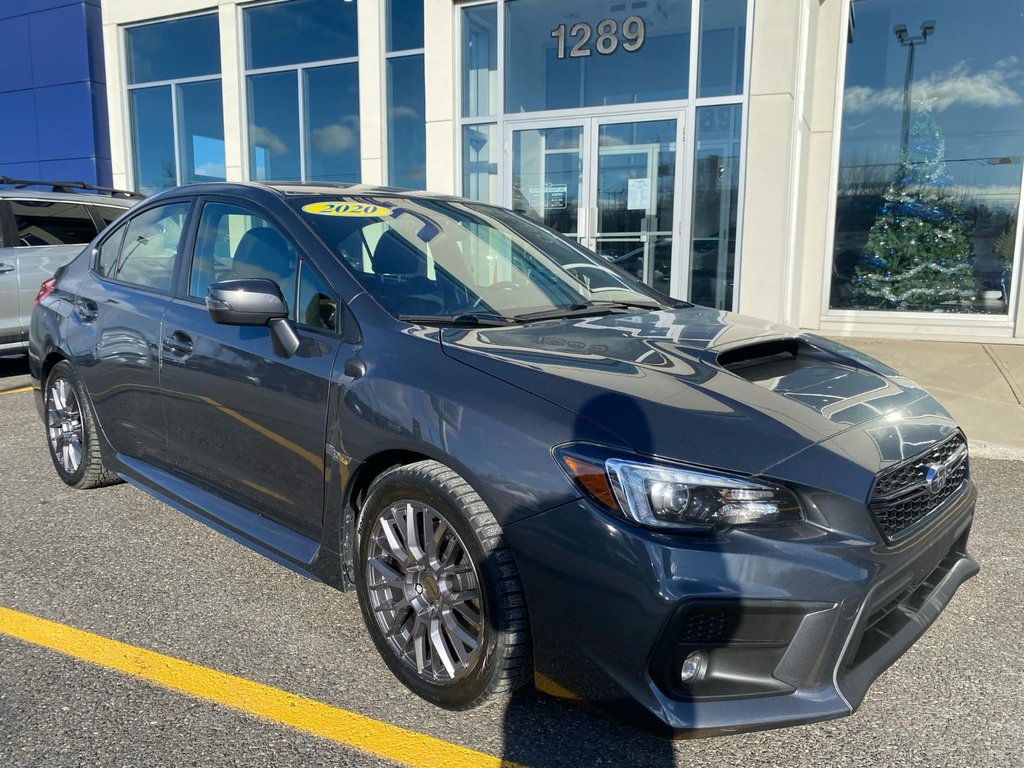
<box><xmin>840</xmin><ymin>338</ymin><xmax>1024</xmax><ymax>459</ymax></box>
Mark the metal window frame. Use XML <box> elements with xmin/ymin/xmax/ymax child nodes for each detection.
<box><xmin>238</xmin><ymin>0</ymin><xmax>362</xmax><ymax>184</ymax></box>
<box><xmin>122</xmin><ymin>10</ymin><xmax>223</xmax><ymax>191</ymax></box>
<box><xmin>453</xmin><ymin>0</ymin><xmax>752</xmax><ymax>311</ymax></box>
<box><xmin>819</xmin><ymin>0</ymin><xmax>1023</xmax><ymax>333</ymax></box>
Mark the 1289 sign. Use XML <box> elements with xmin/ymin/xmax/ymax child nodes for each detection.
<box><xmin>550</xmin><ymin>16</ymin><xmax>645</xmax><ymax>59</ymax></box>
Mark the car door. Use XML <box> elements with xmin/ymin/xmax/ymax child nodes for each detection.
<box><xmin>158</xmin><ymin>198</ymin><xmax>342</xmax><ymax>538</ymax></box>
<box><xmin>70</xmin><ymin>199</ymin><xmax>194</xmax><ymax>464</ymax></box>
<box><xmin>0</xmin><ymin>198</ymin><xmax>100</xmax><ymax>347</ymax></box>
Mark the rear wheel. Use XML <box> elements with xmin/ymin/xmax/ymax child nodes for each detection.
<box><xmin>45</xmin><ymin>360</ymin><xmax>120</xmax><ymax>489</ymax></box>
<box><xmin>354</xmin><ymin>460</ymin><xmax>531</xmax><ymax>709</ymax></box>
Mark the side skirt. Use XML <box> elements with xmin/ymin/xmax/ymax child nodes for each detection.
<box><xmin>116</xmin><ymin>454</ymin><xmax>323</xmax><ymax>582</ymax></box>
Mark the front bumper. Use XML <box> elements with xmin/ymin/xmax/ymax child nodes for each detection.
<box><xmin>504</xmin><ymin>482</ymin><xmax>978</xmax><ymax>736</ymax></box>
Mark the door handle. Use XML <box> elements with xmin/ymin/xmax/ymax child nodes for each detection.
<box><xmin>162</xmin><ymin>331</ymin><xmax>194</xmax><ymax>358</ymax></box>
<box><xmin>0</xmin><ymin>263</ymin><xmax>14</xmax><ymax>274</ymax></box>
<box><xmin>75</xmin><ymin>299</ymin><xmax>98</xmax><ymax>322</ymax></box>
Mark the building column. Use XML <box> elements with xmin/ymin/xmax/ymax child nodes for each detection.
<box><xmin>735</xmin><ymin>0</ymin><xmax>805</xmax><ymax>323</ymax></box>
<box><xmin>423</xmin><ymin>0</ymin><xmax>456</xmax><ymax>194</ymax></box>
<box><xmin>357</xmin><ymin>0</ymin><xmax>384</xmax><ymax>185</ymax></box>
<box><xmin>101</xmin><ymin>21</ymin><xmax>130</xmax><ymax>191</ymax></box>
<box><xmin>218</xmin><ymin>4</ymin><xmax>244</xmax><ymax>183</ymax></box>
<box><xmin>736</xmin><ymin>0</ymin><xmax>845</xmax><ymax>331</ymax></box>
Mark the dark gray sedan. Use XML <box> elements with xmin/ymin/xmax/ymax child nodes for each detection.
<box><xmin>29</xmin><ymin>182</ymin><xmax>978</xmax><ymax>735</ymax></box>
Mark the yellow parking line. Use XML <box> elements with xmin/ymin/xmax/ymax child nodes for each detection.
<box><xmin>0</xmin><ymin>606</ymin><xmax>522</xmax><ymax>768</ymax></box>
<box><xmin>0</xmin><ymin>385</ymin><xmax>33</xmax><ymax>396</ymax></box>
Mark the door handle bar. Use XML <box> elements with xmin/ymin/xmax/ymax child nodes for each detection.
<box><xmin>162</xmin><ymin>333</ymin><xmax>194</xmax><ymax>357</ymax></box>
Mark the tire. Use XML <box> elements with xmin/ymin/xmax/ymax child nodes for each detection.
<box><xmin>354</xmin><ymin>460</ymin><xmax>532</xmax><ymax>709</ymax></box>
<box><xmin>44</xmin><ymin>360</ymin><xmax>120</xmax><ymax>489</ymax></box>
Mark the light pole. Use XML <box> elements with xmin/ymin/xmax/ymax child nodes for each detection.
<box><xmin>893</xmin><ymin>20</ymin><xmax>936</xmax><ymax>156</ymax></box>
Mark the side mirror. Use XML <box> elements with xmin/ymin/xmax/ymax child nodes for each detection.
<box><xmin>206</xmin><ymin>278</ymin><xmax>299</xmax><ymax>358</ymax></box>
<box><xmin>206</xmin><ymin>279</ymin><xmax>288</xmax><ymax>326</ymax></box>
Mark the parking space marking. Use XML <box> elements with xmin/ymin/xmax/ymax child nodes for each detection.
<box><xmin>0</xmin><ymin>606</ymin><xmax>523</xmax><ymax>768</ymax></box>
<box><xmin>0</xmin><ymin>386</ymin><xmax>33</xmax><ymax>396</ymax></box>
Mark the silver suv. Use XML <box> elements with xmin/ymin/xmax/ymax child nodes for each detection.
<box><xmin>1</xmin><ymin>178</ymin><xmax>142</xmax><ymax>354</ymax></box>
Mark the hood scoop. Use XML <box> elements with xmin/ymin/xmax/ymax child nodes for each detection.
<box><xmin>716</xmin><ymin>337</ymin><xmax>802</xmax><ymax>380</ymax></box>
<box><xmin>715</xmin><ymin>336</ymin><xmax>858</xmax><ymax>390</ymax></box>
<box><xmin>714</xmin><ymin>336</ymin><xmax>924</xmax><ymax>426</ymax></box>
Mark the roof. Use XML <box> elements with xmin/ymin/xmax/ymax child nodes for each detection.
<box><xmin>0</xmin><ymin>176</ymin><xmax>141</xmax><ymax>205</ymax></box>
<box><xmin>264</xmin><ymin>182</ymin><xmax>464</xmax><ymax>202</ymax></box>
<box><xmin>0</xmin><ymin>188</ymin><xmax>138</xmax><ymax>206</ymax></box>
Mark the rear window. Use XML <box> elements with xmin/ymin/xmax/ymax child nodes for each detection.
<box><xmin>11</xmin><ymin>200</ymin><xmax>99</xmax><ymax>246</ymax></box>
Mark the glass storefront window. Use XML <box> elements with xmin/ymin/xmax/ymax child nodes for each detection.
<box><xmin>504</xmin><ymin>0</ymin><xmax>692</xmax><ymax>113</ymax></box>
<box><xmin>306</xmin><ymin>65</ymin><xmax>361</xmax><ymax>183</ymax></box>
<box><xmin>244</xmin><ymin>0</ymin><xmax>360</xmax><ymax>184</ymax></box>
<box><xmin>130</xmin><ymin>87</ymin><xmax>176</xmax><ymax>194</ymax></box>
<box><xmin>691</xmin><ymin>104</ymin><xmax>741</xmax><ymax>310</ymax></box>
<box><xmin>462</xmin><ymin>4</ymin><xmax>498</xmax><ymax>118</ymax></box>
<box><xmin>386</xmin><ymin>0</ymin><xmax>425</xmax><ymax>189</ymax></box>
<box><xmin>698</xmin><ymin>0</ymin><xmax>746</xmax><ymax>98</ymax></box>
<box><xmin>126</xmin><ymin>14</ymin><xmax>220</xmax><ymax>84</ymax></box>
<box><xmin>178</xmin><ymin>80</ymin><xmax>226</xmax><ymax>184</ymax></box>
<box><xmin>244</xmin><ymin>0</ymin><xmax>358</xmax><ymax>69</ymax></box>
<box><xmin>387</xmin><ymin>56</ymin><xmax>426</xmax><ymax>188</ymax></box>
<box><xmin>458</xmin><ymin>1</ymin><xmax>749</xmax><ymax>304</ymax></box>
<box><xmin>462</xmin><ymin>124</ymin><xmax>499</xmax><ymax>203</ymax></box>
<box><xmin>386</xmin><ymin>0</ymin><xmax>423</xmax><ymax>53</ymax></box>
<box><xmin>248</xmin><ymin>72</ymin><xmax>301</xmax><ymax>181</ymax></box>
<box><xmin>830</xmin><ymin>0</ymin><xmax>1024</xmax><ymax>315</ymax></box>
<box><xmin>126</xmin><ymin>14</ymin><xmax>224</xmax><ymax>194</ymax></box>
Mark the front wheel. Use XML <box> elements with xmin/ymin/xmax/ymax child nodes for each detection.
<box><xmin>354</xmin><ymin>460</ymin><xmax>531</xmax><ymax>709</ymax></box>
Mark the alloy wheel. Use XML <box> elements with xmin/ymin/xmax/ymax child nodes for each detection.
<box><xmin>365</xmin><ymin>500</ymin><xmax>484</xmax><ymax>684</ymax></box>
<box><xmin>47</xmin><ymin>377</ymin><xmax>84</xmax><ymax>475</ymax></box>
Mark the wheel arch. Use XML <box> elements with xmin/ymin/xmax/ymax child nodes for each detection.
<box><xmin>40</xmin><ymin>349</ymin><xmax>67</xmax><ymax>387</ymax></box>
<box><xmin>334</xmin><ymin>448</ymin><xmax>511</xmax><ymax>590</ymax></box>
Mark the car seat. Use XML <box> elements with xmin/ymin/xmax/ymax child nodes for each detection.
<box><xmin>369</xmin><ymin>230</ymin><xmax>444</xmax><ymax>315</ymax></box>
<box><xmin>227</xmin><ymin>227</ymin><xmax>296</xmax><ymax>304</ymax></box>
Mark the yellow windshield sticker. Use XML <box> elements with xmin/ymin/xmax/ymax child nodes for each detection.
<box><xmin>301</xmin><ymin>202</ymin><xmax>392</xmax><ymax>217</ymax></box>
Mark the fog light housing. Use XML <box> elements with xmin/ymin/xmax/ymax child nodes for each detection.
<box><xmin>680</xmin><ymin>650</ymin><xmax>706</xmax><ymax>684</ymax></box>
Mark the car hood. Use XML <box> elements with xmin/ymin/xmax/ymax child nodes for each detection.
<box><xmin>439</xmin><ymin>305</ymin><xmax>953</xmax><ymax>478</ymax></box>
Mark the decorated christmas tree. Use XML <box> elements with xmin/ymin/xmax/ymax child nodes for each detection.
<box><xmin>852</xmin><ymin>108</ymin><xmax>975</xmax><ymax>310</ymax></box>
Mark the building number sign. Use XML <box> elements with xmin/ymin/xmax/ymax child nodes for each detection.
<box><xmin>550</xmin><ymin>16</ymin><xmax>646</xmax><ymax>59</ymax></box>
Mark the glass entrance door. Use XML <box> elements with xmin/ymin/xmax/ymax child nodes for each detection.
<box><xmin>506</xmin><ymin>113</ymin><xmax>683</xmax><ymax>297</ymax></box>
<box><xmin>592</xmin><ymin>118</ymin><xmax>677</xmax><ymax>296</ymax></box>
<box><xmin>509</xmin><ymin>123</ymin><xmax>585</xmax><ymax>239</ymax></box>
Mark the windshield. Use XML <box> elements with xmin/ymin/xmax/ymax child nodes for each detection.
<box><xmin>291</xmin><ymin>196</ymin><xmax>673</xmax><ymax>323</ymax></box>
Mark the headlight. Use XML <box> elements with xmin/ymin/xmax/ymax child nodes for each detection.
<box><xmin>555</xmin><ymin>445</ymin><xmax>802</xmax><ymax>531</ymax></box>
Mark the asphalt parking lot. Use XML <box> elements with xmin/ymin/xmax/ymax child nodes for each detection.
<box><xmin>1</xmin><ymin>355</ymin><xmax>1022</xmax><ymax>768</ymax></box>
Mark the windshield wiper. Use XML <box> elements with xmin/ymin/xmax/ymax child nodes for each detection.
<box><xmin>513</xmin><ymin>300</ymin><xmax>662</xmax><ymax>323</ymax></box>
<box><xmin>398</xmin><ymin>312</ymin><xmax>515</xmax><ymax>327</ymax></box>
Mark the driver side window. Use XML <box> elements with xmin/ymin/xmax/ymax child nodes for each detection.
<box><xmin>189</xmin><ymin>202</ymin><xmax>297</xmax><ymax>309</ymax></box>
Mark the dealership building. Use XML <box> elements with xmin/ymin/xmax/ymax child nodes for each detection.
<box><xmin>22</xmin><ymin>0</ymin><xmax>1024</xmax><ymax>341</ymax></box>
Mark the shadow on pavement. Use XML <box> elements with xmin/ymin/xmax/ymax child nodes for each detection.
<box><xmin>0</xmin><ymin>354</ymin><xmax>30</xmax><ymax>384</ymax></box>
<box><xmin>499</xmin><ymin>688</ymin><xmax>676</xmax><ymax>767</ymax></box>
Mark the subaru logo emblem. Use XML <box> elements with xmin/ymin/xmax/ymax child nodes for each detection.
<box><xmin>924</xmin><ymin>463</ymin><xmax>948</xmax><ymax>494</ymax></box>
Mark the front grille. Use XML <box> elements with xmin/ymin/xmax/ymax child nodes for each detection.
<box><xmin>869</xmin><ymin>433</ymin><xmax>969</xmax><ymax>541</ymax></box>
